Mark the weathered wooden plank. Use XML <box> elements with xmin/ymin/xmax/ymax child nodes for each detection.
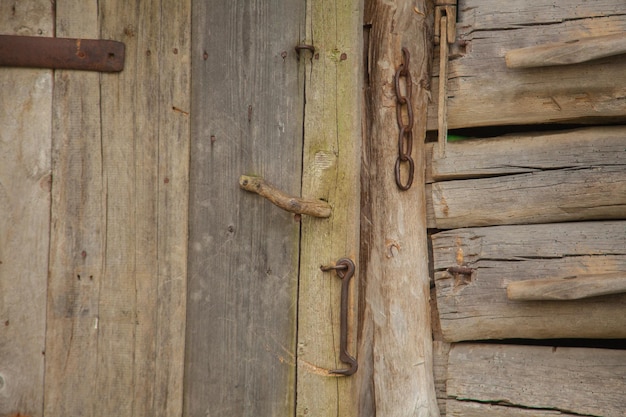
<box><xmin>507</xmin><ymin>272</ymin><xmax>626</xmax><ymax>301</ymax></box>
<box><xmin>431</xmin><ymin>221</ymin><xmax>626</xmax><ymax>341</ymax></box>
<box><xmin>356</xmin><ymin>1</ymin><xmax>440</xmax><ymax>416</ymax></box>
<box><xmin>45</xmin><ymin>1</ymin><xmax>190</xmax><ymax>416</ymax></box>
<box><xmin>426</xmin><ymin>126</ymin><xmax>626</xmax><ymax>182</ymax></box>
<box><xmin>296</xmin><ymin>0</ymin><xmax>362</xmax><ymax>415</ymax></box>
<box><xmin>429</xmin><ymin>165</ymin><xmax>626</xmax><ymax>228</ymax></box>
<box><xmin>428</xmin><ymin>0</ymin><xmax>626</xmax><ymax>129</ymax></box>
<box><xmin>505</xmin><ymin>33</ymin><xmax>626</xmax><ymax>69</ymax></box>
<box><xmin>184</xmin><ymin>1</ymin><xmax>304</xmax><ymax>415</ymax></box>
<box><xmin>98</xmin><ymin>1</ymin><xmax>190</xmax><ymax>416</ymax></box>
<box><xmin>446</xmin><ymin>398</ymin><xmax>579</xmax><ymax>417</ymax></box>
<box><xmin>0</xmin><ymin>2</ymin><xmax>52</xmax><ymax>416</ymax></box>
<box><xmin>447</xmin><ymin>344</ymin><xmax>626</xmax><ymax>417</ymax></box>
<box><xmin>44</xmin><ymin>1</ymin><xmax>105</xmax><ymax>415</ymax></box>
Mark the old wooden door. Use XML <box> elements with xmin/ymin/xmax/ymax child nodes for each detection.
<box><xmin>184</xmin><ymin>0</ymin><xmax>362</xmax><ymax>415</ymax></box>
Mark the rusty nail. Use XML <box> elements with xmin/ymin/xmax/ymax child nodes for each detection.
<box><xmin>295</xmin><ymin>44</ymin><xmax>315</xmax><ymax>58</ymax></box>
<box><xmin>447</xmin><ymin>266</ymin><xmax>474</xmax><ymax>275</ymax></box>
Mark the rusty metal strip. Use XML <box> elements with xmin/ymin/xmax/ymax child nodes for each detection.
<box><xmin>0</xmin><ymin>35</ymin><xmax>125</xmax><ymax>72</ymax></box>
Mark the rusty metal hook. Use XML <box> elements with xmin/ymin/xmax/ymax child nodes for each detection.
<box><xmin>320</xmin><ymin>258</ymin><xmax>358</xmax><ymax>376</ymax></box>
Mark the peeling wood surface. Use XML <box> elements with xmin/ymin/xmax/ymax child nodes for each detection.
<box><xmin>44</xmin><ymin>1</ymin><xmax>190</xmax><ymax>416</ymax></box>
<box><xmin>296</xmin><ymin>0</ymin><xmax>362</xmax><ymax>415</ymax></box>
<box><xmin>428</xmin><ymin>0</ymin><xmax>626</xmax><ymax>129</ymax></box>
<box><xmin>432</xmin><ymin>221</ymin><xmax>626</xmax><ymax>341</ymax></box>
<box><xmin>184</xmin><ymin>1</ymin><xmax>304</xmax><ymax>415</ymax></box>
<box><xmin>425</xmin><ymin>126</ymin><xmax>626</xmax><ymax>229</ymax></box>
<box><xmin>447</xmin><ymin>344</ymin><xmax>626</xmax><ymax>417</ymax></box>
<box><xmin>0</xmin><ymin>2</ymin><xmax>52</xmax><ymax>416</ymax></box>
<box><xmin>358</xmin><ymin>0</ymin><xmax>440</xmax><ymax>416</ymax></box>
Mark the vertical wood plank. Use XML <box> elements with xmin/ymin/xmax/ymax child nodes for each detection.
<box><xmin>184</xmin><ymin>1</ymin><xmax>305</xmax><ymax>416</ymax></box>
<box><xmin>45</xmin><ymin>1</ymin><xmax>104</xmax><ymax>415</ymax></box>
<box><xmin>360</xmin><ymin>0</ymin><xmax>440</xmax><ymax>415</ymax></box>
<box><xmin>0</xmin><ymin>2</ymin><xmax>52</xmax><ymax>415</ymax></box>
<box><xmin>296</xmin><ymin>0</ymin><xmax>362</xmax><ymax>415</ymax></box>
<box><xmin>45</xmin><ymin>1</ymin><xmax>190</xmax><ymax>416</ymax></box>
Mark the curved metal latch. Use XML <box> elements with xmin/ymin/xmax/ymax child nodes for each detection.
<box><xmin>321</xmin><ymin>258</ymin><xmax>358</xmax><ymax>376</ymax></box>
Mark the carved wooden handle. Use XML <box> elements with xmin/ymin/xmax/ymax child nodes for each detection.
<box><xmin>239</xmin><ymin>175</ymin><xmax>331</xmax><ymax>218</ymax></box>
<box><xmin>507</xmin><ymin>272</ymin><xmax>626</xmax><ymax>301</ymax></box>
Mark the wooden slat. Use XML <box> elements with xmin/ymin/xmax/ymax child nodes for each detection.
<box><xmin>426</xmin><ymin>126</ymin><xmax>626</xmax><ymax>182</ymax></box>
<box><xmin>295</xmin><ymin>0</ymin><xmax>362</xmax><ymax>415</ymax></box>
<box><xmin>0</xmin><ymin>2</ymin><xmax>52</xmax><ymax>415</ymax></box>
<box><xmin>446</xmin><ymin>401</ymin><xmax>579</xmax><ymax>417</ymax></box>
<box><xmin>45</xmin><ymin>1</ymin><xmax>190</xmax><ymax>416</ymax></box>
<box><xmin>428</xmin><ymin>0</ymin><xmax>626</xmax><ymax>129</ymax></box>
<box><xmin>355</xmin><ymin>0</ymin><xmax>440</xmax><ymax>415</ymax></box>
<box><xmin>431</xmin><ymin>221</ymin><xmax>626</xmax><ymax>341</ymax></box>
<box><xmin>184</xmin><ymin>1</ymin><xmax>304</xmax><ymax>415</ymax></box>
<box><xmin>507</xmin><ymin>272</ymin><xmax>626</xmax><ymax>301</ymax></box>
<box><xmin>44</xmin><ymin>1</ymin><xmax>104</xmax><ymax>415</ymax></box>
<box><xmin>425</xmin><ymin>126</ymin><xmax>626</xmax><ymax>229</ymax></box>
<box><xmin>447</xmin><ymin>344</ymin><xmax>626</xmax><ymax>417</ymax></box>
<box><xmin>429</xmin><ymin>165</ymin><xmax>626</xmax><ymax>229</ymax></box>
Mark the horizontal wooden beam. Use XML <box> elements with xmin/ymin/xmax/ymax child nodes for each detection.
<box><xmin>431</xmin><ymin>221</ymin><xmax>626</xmax><ymax>341</ymax></box>
<box><xmin>507</xmin><ymin>272</ymin><xmax>626</xmax><ymax>301</ymax></box>
<box><xmin>447</xmin><ymin>344</ymin><xmax>626</xmax><ymax>417</ymax></box>
<box><xmin>425</xmin><ymin>126</ymin><xmax>626</xmax><ymax>229</ymax></box>
<box><xmin>427</xmin><ymin>0</ymin><xmax>626</xmax><ymax>129</ymax></box>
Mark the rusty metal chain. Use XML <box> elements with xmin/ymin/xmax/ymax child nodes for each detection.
<box><xmin>393</xmin><ymin>47</ymin><xmax>414</xmax><ymax>190</ymax></box>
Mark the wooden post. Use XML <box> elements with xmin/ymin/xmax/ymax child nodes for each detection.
<box><xmin>295</xmin><ymin>0</ymin><xmax>363</xmax><ymax>415</ymax></box>
<box><xmin>0</xmin><ymin>2</ymin><xmax>52</xmax><ymax>415</ymax></box>
<box><xmin>360</xmin><ymin>0</ymin><xmax>440</xmax><ymax>415</ymax></box>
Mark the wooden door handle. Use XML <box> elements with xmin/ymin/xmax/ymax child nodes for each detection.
<box><xmin>505</xmin><ymin>33</ymin><xmax>626</xmax><ymax>69</ymax></box>
<box><xmin>507</xmin><ymin>272</ymin><xmax>626</xmax><ymax>301</ymax></box>
<box><xmin>239</xmin><ymin>175</ymin><xmax>331</xmax><ymax>218</ymax></box>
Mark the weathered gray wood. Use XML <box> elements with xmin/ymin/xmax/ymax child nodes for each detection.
<box><xmin>0</xmin><ymin>2</ymin><xmax>52</xmax><ymax>415</ymax></box>
<box><xmin>432</xmin><ymin>221</ymin><xmax>626</xmax><ymax>341</ymax></box>
<box><xmin>44</xmin><ymin>2</ymin><xmax>105</xmax><ymax>415</ymax></box>
<box><xmin>447</xmin><ymin>344</ymin><xmax>626</xmax><ymax>417</ymax></box>
<box><xmin>45</xmin><ymin>1</ymin><xmax>190</xmax><ymax>416</ymax></box>
<box><xmin>447</xmin><ymin>398</ymin><xmax>579</xmax><ymax>416</ymax></box>
<box><xmin>184</xmin><ymin>1</ymin><xmax>304</xmax><ymax>416</ymax></box>
<box><xmin>428</xmin><ymin>0</ymin><xmax>626</xmax><ymax>129</ymax></box>
<box><xmin>506</xmin><ymin>33</ymin><xmax>626</xmax><ymax>69</ymax></box>
<box><xmin>357</xmin><ymin>1</ymin><xmax>440</xmax><ymax>416</ymax></box>
<box><xmin>507</xmin><ymin>272</ymin><xmax>626</xmax><ymax>301</ymax></box>
<box><xmin>426</xmin><ymin>126</ymin><xmax>626</xmax><ymax>182</ymax></box>
<box><xmin>296</xmin><ymin>0</ymin><xmax>362</xmax><ymax>415</ymax></box>
<box><xmin>429</xmin><ymin>165</ymin><xmax>626</xmax><ymax>228</ymax></box>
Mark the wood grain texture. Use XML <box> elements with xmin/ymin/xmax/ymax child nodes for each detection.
<box><xmin>431</xmin><ymin>221</ymin><xmax>626</xmax><ymax>341</ymax></box>
<box><xmin>44</xmin><ymin>1</ymin><xmax>104</xmax><ymax>415</ymax></box>
<box><xmin>0</xmin><ymin>2</ymin><xmax>52</xmax><ymax>415</ymax></box>
<box><xmin>428</xmin><ymin>0</ymin><xmax>626</xmax><ymax>129</ymax></box>
<box><xmin>426</xmin><ymin>126</ymin><xmax>626</xmax><ymax>182</ymax></box>
<box><xmin>505</xmin><ymin>32</ymin><xmax>626</xmax><ymax>69</ymax></box>
<box><xmin>507</xmin><ymin>272</ymin><xmax>626</xmax><ymax>301</ymax></box>
<box><xmin>447</xmin><ymin>344</ymin><xmax>626</xmax><ymax>417</ymax></box>
<box><xmin>426</xmin><ymin>126</ymin><xmax>626</xmax><ymax>229</ymax></box>
<box><xmin>239</xmin><ymin>175</ymin><xmax>332</xmax><ymax>218</ymax></box>
<box><xmin>184</xmin><ymin>1</ymin><xmax>304</xmax><ymax>416</ymax></box>
<box><xmin>357</xmin><ymin>1</ymin><xmax>440</xmax><ymax>416</ymax></box>
<box><xmin>295</xmin><ymin>0</ymin><xmax>362</xmax><ymax>415</ymax></box>
<box><xmin>45</xmin><ymin>1</ymin><xmax>190</xmax><ymax>416</ymax></box>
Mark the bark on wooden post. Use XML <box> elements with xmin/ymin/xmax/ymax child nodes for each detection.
<box><xmin>360</xmin><ymin>1</ymin><xmax>440</xmax><ymax>415</ymax></box>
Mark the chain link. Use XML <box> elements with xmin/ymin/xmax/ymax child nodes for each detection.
<box><xmin>393</xmin><ymin>47</ymin><xmax>414</xmax><ymax>190</ymax></box>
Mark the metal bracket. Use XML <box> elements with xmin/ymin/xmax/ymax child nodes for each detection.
<box><xmin>0</xmin><ymin>35</ymin><xmax>125</xmax><ymax>72</ymax></box>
